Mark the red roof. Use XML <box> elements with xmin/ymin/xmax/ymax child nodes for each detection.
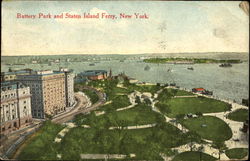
<box><xmin>194</xmin><ymin>88</ymin><xmax>205</xmax><ymax>91</ymax></box>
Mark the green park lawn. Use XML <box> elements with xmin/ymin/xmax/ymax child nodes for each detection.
<box><xmin>181</xmin><ymin>116</ymin><xmax>232</xmax><ymax>142</ymax></box>
<box><xmin>56</xmin><ymin>122</ymin><xmax>192</xmax><ymax>160</ymax></box>
<box><xmin>227</xmin><ymin>109</ymin><xmax>249</xmax><ymax>122</ymax></box>
<box><xmin>100</xmin><ymin>95</ymin><xmax>131</xmax><ymax>112</ymax></box>
<box><xmin>157</xmin><ymin>96</ymin><xmax>231</xmax><ymax>118</ymax></box>
<box><xmin>17</xmin><ymin>121</ymin><xmax>65</xmax><ymax>160</ymax></box>
<box><xmin>74</xmin><ymin>103</ymin><xmax>165</xmax><ymax>127</ymax></box>
<box><xmin>225</xmin><ymin>148</ymin><xmax>248</xmax><ymax>159</ymax></box>
<box><xmin>157</xmin><ymin>88</ymin><xmax>194</xmax><ymax>103</ymax></box>
<box><xmin>172</xmin><ymin>151</ymin><xmax>217</xmax><ymax>161</ymax></box>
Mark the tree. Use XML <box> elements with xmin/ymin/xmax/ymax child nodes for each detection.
<box><xmin>187</xmin><ymin>131</ymin><xmax>200</xmax><ymax>151</ymax></box>
<box><xmin>198</xmin><ymin>145</ymin><xmax>204</xmax><ymax>161</ymax></box>
<box><xmin>175</xmin><ymin>114</ymin><xmax>185</xmax><ymax>132</ymax></box>
<box><xmin>212</xmin><ymin>140</ymin><xmax>227</xmax><ymax>160</ymax></box>
<box><xmin>135</xmin><ymin>96</ymin><xmax>141</xmax><ymax>104</ymax></box>
<box><xmin>144</xmin><ymin>98</ymin><xmax>152</xmax><ymax>105</ymax></box>
<box><xmin>195</xmin><ymin>112</ymin><xmax>203</xmax><ymax>117</ymax></box>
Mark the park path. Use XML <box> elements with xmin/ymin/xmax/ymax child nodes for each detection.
<box><xmin>151</xmin><ymin>88</ymin><xmax>190</xmax><ymax>133</ymax></box>
<box><xmin>203</xmin><ymin>102</ymin><xmax>249</xmax><ymax>149</ymax></box>
<box><xmin>171</xmin><ymin>142</ymin><xmax>227</xmax><ymax>160</ymax></box>
<box><xmin>154</xmin><ymin>86</ymin><xmax>249</xmax><ymax>160</ymax></box>
<box><xmin>54</xmin><ymin>122</ymin><xmax>76</xmax><ymax>143</ymax></box>
<box><xmin>79</xmin><ymin>153</ymin><xmax>136</xmax><ymax>160</ymax></box>
<box><xmin>173</xmin><ymin>95</ymin><xmax>198</xmax><ymax>98</ymax></box>
<box><xmin>116</xmin><ymin>92</ymin><xmax>138</xmax><ymax>111</ymax></box>
<box><xmin>109</xmin><ymin>123</ymin><xmax>156</xmax><ymax>130</ymax></box>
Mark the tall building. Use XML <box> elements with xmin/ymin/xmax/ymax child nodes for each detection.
<box><xmin>0</xmin><ymin>82</ymin><xmax>32</xmax><ymax>135</ymax></box>
<box><xmin>59</xmin><ymin>68</ymin><xmax>75</xmax><ymax>107</ymax></box>
<box><xmin>16</xmin><ymin>70</ymin><xmax>67</xmax><ymax>118</ymax></box>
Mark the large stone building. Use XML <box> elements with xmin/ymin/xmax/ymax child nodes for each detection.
<box><xmin>16</xmin><ymin>70</ymin><xmax>67</xmax><ymax>118</ymax></box>
<box><xmin>58</xmin><ymin>68</ymin><xmax>75</xmax><ymax>107</ymax></box>
<box><xmin>0</xmin><ymin>82</ymin><xmax>32</xmax><ymax>135</ymax></box>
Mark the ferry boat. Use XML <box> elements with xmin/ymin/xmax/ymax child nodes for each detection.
<box><xmin>219</xmin><ymin>63</ymin><xmax>232</xmax><ymax>67</ymax></box>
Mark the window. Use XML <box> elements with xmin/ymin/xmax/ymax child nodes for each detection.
<box><xmin>24</xmin><ymin>101</ymin><xmax>26</xmax><ymax>104</ymax></box>
<box><xmin>24</xmin><ymin>106</ymin><xmax>26</xmax><ymax>109</ymax></box>
<box><xmin>2</xmin><ymin>127</ymin><xmax>5</xmax><ymax>131</ymax></box>
<box><xmin>23</xmin><ymin>91</ymin><xmax>25</xmax><ymax>94</ymax></box>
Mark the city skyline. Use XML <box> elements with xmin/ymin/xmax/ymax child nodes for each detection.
<box><xmin>2</xmin><ymin>1</ymin><xmax>249</xmax><ymax>56</ymax></box>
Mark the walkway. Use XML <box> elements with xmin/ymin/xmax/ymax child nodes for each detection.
<box><xmin>116</xmin><ymin>92</ymin><xmax>138</xmax><ymax>111</ymax></box>
<box><xmin>203</xmin><ymin>104</ymin><xmax>248</xmax><ymax>149</ymax></box>
<box><xmin>54</xmin><ymin>123</ymin><xmax>76</xmax><ymax>143</ymax></box>
<box><xmin>109</xmin><ymin>123</ymin><xmax>156</xmax><ymax>130</ymax></box>
<box><xmin>52</xmin><ymin>87</ymin><xmax>105</xmax><ymax>124</ymax></box>
<box><xmin>80</xmin><ymin>153</ymin><xmax>136</xmax><ymax>160</ymax></box>
<box><xmin>173</xmin><ymin>95</ymin><xmax>198</xmax><ymax>98</ymax></box>
<box><xmin>151</xmin><ymin>89</ymin><xmax>189</xmax><ymax>133</ymax></box>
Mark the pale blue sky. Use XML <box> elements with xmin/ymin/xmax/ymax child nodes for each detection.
<box><xmin>2</xmin><ymin>1</ymin><xmax>249</xmax><ymax>55</ymax></box>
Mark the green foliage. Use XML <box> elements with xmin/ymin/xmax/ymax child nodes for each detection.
<box><xmin>58</xmin><ymin>122</ymin><xmax>190</xmax><ymax>160</ymax></box>
<box><xmin>227</xmin><ymin>109</ymin><xmax>249</xmax><ymax>122</ymax></box>
<box><xmin>135</xmin><ymin>96</ymin><xmax>141</xmax><ymax>104</ymax></box>
<box><xmin>101</xmin><ymin>95</ymin><xmax>131</xmax><ymax>112</ymax></box>
<box><xmin>17</xmin><ymin>121</ymin><xmax>65</xmax><ymax>160</ymax></box>
<box><xmin>172</xmin><ymin>151</ymin><xmax>217</xmax><ymax>161</ymax></box>
<box><xmin>82</xmin><ymin>89</ymin><xmax>99</xmax><ymax>104</ymax></box>
<box><xmin>78</xmin><ymin>104</ymin><xmax>165</xmax><ymax>127</ymax></box>
<box><xmin>225</xmin><ymin>148</ymin><xmax>248</xmax><ymax>159</ymax></box>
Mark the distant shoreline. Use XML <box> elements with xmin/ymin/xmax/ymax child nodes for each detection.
<box><xmin>143</xmin><ymin>58</ymin><xmax>242</xmax><ymax>64</ymax></box>
<box><xmin>1</xmin><ymin>52</ymin><xmax>249</xmax><ymax>57</ymax></box>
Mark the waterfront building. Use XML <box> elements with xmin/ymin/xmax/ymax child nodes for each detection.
<box><xmin>76</xmin><ymin>70</ymin><xmax>108</xmax><ymax>82</ymax></box>
<box><xmin>0</xmin><ymin>82</ymin><xmax>32</xmax><ymax>135</ymax></box>
<box><xmin>16</xmin><ymin>70</ymin><xmax>66</xmax><ymax>118</ymax></box>
<box><xmin>192</xmin><ymin>88</ymin><xmax>206</xmax><ymax>94</ymax></box>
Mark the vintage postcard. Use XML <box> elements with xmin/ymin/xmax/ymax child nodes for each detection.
<box><xmin>0</xmin><ymin>1</ymin><xmax>249</xmax><ymax>160</ymax></box>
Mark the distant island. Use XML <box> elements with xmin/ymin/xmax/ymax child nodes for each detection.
<box><xmin>143</xmin><ymin>58</ymin><xmax>242</xmax><ymax>64</ymax></box>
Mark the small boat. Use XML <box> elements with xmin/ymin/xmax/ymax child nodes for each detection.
<box><xmin>219</xmin><ymin>63</ymin><xmax>232</xmax><ymax>67</ymax></box>
<box><xmin>89</xmin><ymin>63</ymin><xmax>95</xmax><ymax>66</ymax></box>
<box><xmin>144</xmin><ymin>65</ymin><xmax>150</xmax><ymax>71</ymax></box>
<box><xmin>187</xmin><ymin>67</ymin><xmax>194</xmax><ymax>70</ymax></box>
<box><xmin>167</xmin><ymin>68</ymin><xmax>173</xmax><ymax>72</ymax></box>
<box><xmin>120</xmin><ymin>60</ymin><xmax>124</xmax><ymax>62</ymax></box>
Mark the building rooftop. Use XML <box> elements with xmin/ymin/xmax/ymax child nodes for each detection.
<box><xmin>79</xmin><ymin>70</ymin><xmax>107</xmax><ymax>76</ymax></box>
<box><xmin>193</xmin><ymin>88</ymin><xmax>205</xmax><ymax>91</ymax></box>
<box><xmin>1</xmin><ymin>81</ymin><xmax>26</xmax><ymax>91</ymax></box>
